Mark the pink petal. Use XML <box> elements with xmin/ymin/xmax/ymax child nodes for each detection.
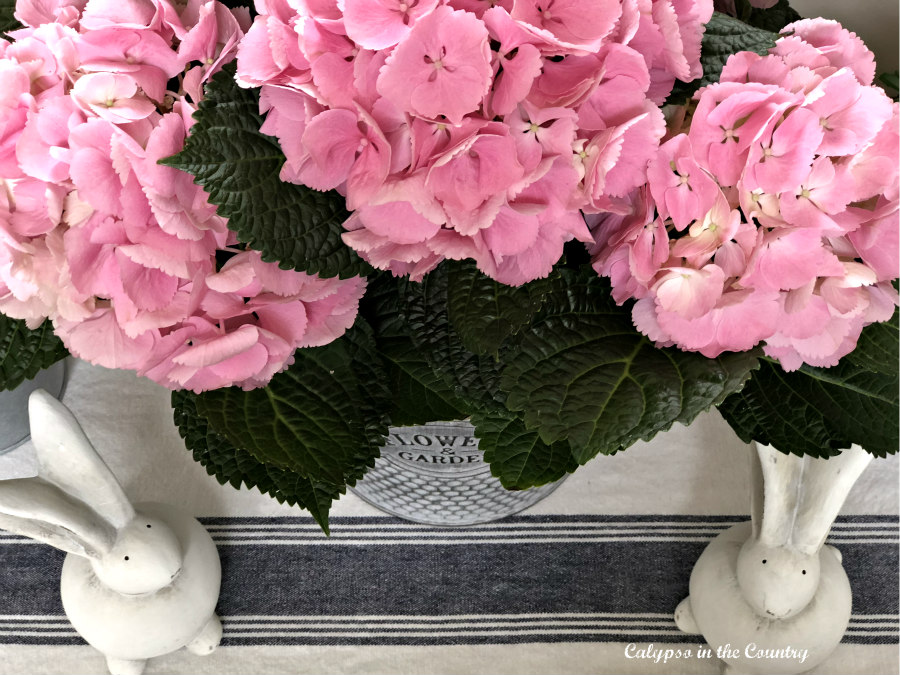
<box><xmin>356</xmin><ymin>201</ymin><xmax>442</xmax><ymax>245</ymax></box>
<box><xmin>343</xmin><ymin>0</ymin><xmax>440</xmax><ymax>49</ymax></box>
<box><xmin>56</xmin><ymin>308</ymin><xmax>157</xmax><ymax>369</ymax></box>
<box><xmin>297</xmin><ymin>108</ymin><xmax>363</xmax><ymax>190</ymax></box>
<box><xmin>482</xmin><ymin>205</ymin><xmax>540</xmax><ymax>258</ymax></box>
<box><xmin>173</xmin><ymin>323</ymin><xmax>261</xmax><ymax>367</ymax></box>
<box><xmin>488</xmin><ymin>43</ymin><xmax>543</xmax><ymax>117</ymax></box>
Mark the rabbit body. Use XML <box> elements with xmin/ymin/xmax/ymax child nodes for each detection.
<box><xmin>0</xmin><ymin>390</ymin><xmax>223</xmax><ymax>675</ymax></box>
<box><xmin>679</xmin><ymin>522</ymin><xmax>851</xmax><ymax>674</ymax></box>
<box><xmin>675</xmin><ymin>443</ymin><xmax>872</xmax><ymax>675</ymax></box>
<box><xmin>61</xmin><ymin>502</ymin><xmax>221</xmax><ymax>662</ymax></box>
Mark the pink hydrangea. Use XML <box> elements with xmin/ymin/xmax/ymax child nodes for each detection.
<box><xmin>590</xmin><ymin>20</ymin><xmax>899</xmax><ymax>369</ymax></box>
<box><xmin>0</xmin><ymin>0</ymin><xmax>366</xmax><ymax>391</ymax></box>
<box><xmin>237</xmin><ymin>0</ymin><xmax>713</xmax><ymax>284</ymax></box>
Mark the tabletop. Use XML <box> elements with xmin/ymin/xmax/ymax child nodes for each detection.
<box><xmin>0</xmin><ymin>358</ymin><xmax>896</xmax><ymax>675</ymax></box>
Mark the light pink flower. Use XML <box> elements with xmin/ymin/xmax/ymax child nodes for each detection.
<box><xmin>646</xmin><ymin>134</ymin><xmax>719</xmax><ymax>230</ymax></box>
<box><xmin>235</xmin><ymin>14</ymin><xmax>312</xmax><ymax>89</ymax></box>
<box><xmin>376</xmin><ymin>6</ymin><xmax>492</xmax><ymax>125</ymax></box>
<box><xmin>527</xmin><ymin>52</ymin><xmax>604</xmax><ymax>108</ymax></box>
<box><xmin>805</xmin><ymin>69</ymin><xmax>893</xmax><ymax>157</ymax></box>
<box><xmin>16</xmin><ymin>97</ymin><xmax>85</xmax><ymax>183</ymax></box>
<box><xmin>342</xmin><ymin>210</ymin><xmax>443</xmax><ymax>280</ymax></box>
<box><xmin>781</xmin><ymin>18</ymin><xmax>876</xmax><ymax>86</ymax></box>
<box><xmin>846</xmin><ymin>198</ymin><xmax>899</xmax><ymax>282</ymax></box>
<box><xmin>654</xmin><ymin>264</ymin><xmax>725</xmax><ymax>320</ymax></box>
<box><xmin>71</xmin><ymin>72</ymin><xmax>156</xmax><ymax>123</ymax></box>
<box><xmin>509</xmin><ymin>0</ymin><xmax>621</xmax><ymax>54</ymax></box>
<box><xmin>743</xmin><ymin>107</ymin><xmax>823</xmax><ymax>195</ymax></box>
<box><xmin>580</xmin><ymin>100</ymin><xmax>665</xmax><ymax>203</ymax></box>
<box><xmin>688</xmin><ymin>81</ymin><xmax>799</xmax><ymax>187</ymax></box>
<box><xmin>650</xmin><ymin>288</ymin><xmax>782</xmax><ymax>358</ymax></box>
<box><xmin>15</xmin><ymin>0</ymin><xmax>87</xmax><ymax>28</ymax></box>
<box><xmin>294</xmin><ymin>106</ymin><xmax>392</xmax><ymax>209</ymax></box>
<box><xmin>426</xmin><ymin>125</ymin><xmax>526</xmax><ymax>235</ymax></box>
<box><xmin>342</xmin><ymin>0</ymin><xmax>440</xmax><ymax>50</ymax></box>
<box><xmin>77</xmin><ymin>28</ymin><xmax>184</xmax><ymax>102</ymax></box>
<box><xmin>0</xmin><ymin>0</ymin><xmax>366</xmax><ymax>392</ymax></box>
<box><xmin>245</xmin><ymin>0</ymin><xmax>782</xmax><ymax>292</ymax></box>
<box><xmin>591</xmin><ymin>21</ymin><xmax>899</xmax><ymax>368</ymax></box>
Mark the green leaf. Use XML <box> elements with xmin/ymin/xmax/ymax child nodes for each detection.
<box><xmin>446</xmin><ymin>260</ymin><xmax>550</xmax><ymax>356</ymax></box>
<box><xmin>501</xmin><ymin>270</ymin><xmax>760</xmax><ymax>462</ymax></box>
<box><xmin>718</xmin><ymin>313</ymin><xmax>899</xmax><ymax>458</ymax></box>
<box><xmin>698</xmin><ymin>12</ymin><xmax>779</xmax><ymax>87</ymax></box>
<box><xmin>738</xmin><ymin>0</ymin><xmax>801</xmax><ymax>32</ymax></box>
<box><xmin>0</xmin><ymin>0</ymin><xmax>19</xmax><ymax>35</ymax></box>
<box><xmin>844</xmin><ymin>314</ymin><xmax>898</xmax><ymax>375</ymax></box>
<box><xmin>161</xmin><ymin>65</ymin><xmax>371</xmax><ymax>280</ymax></box>
<box><xmin>473</xmin><ymin>408</ymin><xmax>578</xmax><ymax>490</ymax></box>
<box><xmin>192</xmin><ymin>318</ymin><xmax>389</xmax><ymax>485</ymax></box>
<box><xmin>172</xmin><ymin>390</ymin><xmax>339</xmax><ymax>533</ymax></box>
<box><xmin>401</xmin><ymin>263</ymin><xmax>506</xmax><ymax>411</ymax></box>
<box><xmin>879</xmin><ymin>71</ymin><xmax>899</xmax><ymax>101</ymax></box>
<box><xmin>0</xmin><ymin>316</ymin><xmax>68</xmax><ymax>392</ymax></box>
<box><xmin>361</xmin><ymin>274</ymin><xmax>468</xmax><ymax>426</ymax></box>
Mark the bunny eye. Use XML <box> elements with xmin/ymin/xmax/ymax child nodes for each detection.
<box><xmin>146</xmin><ymin>524</ymin><xmax>152</xmax><ymax>528</ymax></box>
<box><xmin>761</xmin><ymin>559</ymin><xmax>767</xmax><ymax>564</ymax></box>
<box><xmin>124</xmin><ymin>556</ymin><xmax>130</xmax><ymax>561</ymax></box>
<box><xmin>802</xmin><ymin>569</ymin><xmax>807</xmax><ymax>575</ymax></box>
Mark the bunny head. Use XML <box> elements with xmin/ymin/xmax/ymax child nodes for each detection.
<box><xmin>736</xmin><ymin>442</ymin><xmax>873</xmax><ymax>620</ymax></box>
<box><xmin>89</xmin><ymin>514</ymin><xmax>183</xmax><ymax>595</ymax></box>
<box><xmin>0</xmin><ymin>389</ymin><xmax>183</xmax><ymax>595</ymax></box>
<box><xmin>737</xmin><ymin>538</ymin><xmax>820</xmax><ymax>620</ymax></box>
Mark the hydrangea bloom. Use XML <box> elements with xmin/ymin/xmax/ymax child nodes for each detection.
<box><xmin>237</xmin><ymin>0</ymin><xmax>713</xmax><ymax>285</ymax></box>
<box><xmin>590</xmin><ymin>19</ymin><xmax>899</xmax><ymax>370</ymax></box>
<box><xmin>0</xmin><ymin>0</ymin><xmax>366</xmax><ymax>391</ymax></box>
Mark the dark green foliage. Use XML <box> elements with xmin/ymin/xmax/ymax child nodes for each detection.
<box><xmin>362</xmin><ymin>274</ymin><xmax>468</xmax><ymax>426</ymax></box>
<box><xmin>190</xmin><ymin>319</ymin><xmax>389</xmax><ymax>485</ymax></box>
<box><xmin>0</xmin><ymin>316</ymin><xmax>68</xmax><ymax>392</ymax></box>
<box><xmin>697</xmin><ymin>12</ymin><xmax>780</xmax><ymax>87</ymax></box>
<box><xmin>0</xmin><ymin>0</ymin><xmax>19</xmax><ymax>34</ymax></box>
<box><xmin>446</xmin><ymin>261</ymin><xmax>550</xmax><ymax>356</ymax></box>
<box><xmin>719</xmin><ymin>312</ymin><xmax>899</xmax><ymax>458</ymax></box>
<box><xmin>738</xmin><ymin>0</ymin><xmax>801</xmax><ymax>32</ymax></box>
<box><xmin>400</xmin><ymin>264</ymin><xmax>507</xmax><ymax>411</ymax></box>
<box><xmin>473</xmin><ymin>408</ymin><xmax>579</xmax><ymax>490</ymax></box>
<box><xmin>500</xmin><ymin>270</ymin><xmax>760</xmax><ymax>463</ymax></box>
<box><xmin>172</xmin><ymin>391</ymin><xmax>341</xmax><ymax>533</ymax></box>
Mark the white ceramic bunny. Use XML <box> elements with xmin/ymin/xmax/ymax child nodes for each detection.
<box><xmin>674</xmin><ymin>442</ymin><xmax>873</xmax><ymax>674</ymax></box>
<box><xmin>0</xmin><ymin>389</ymin><xmax>222</xmax><ymax>675</ymax></box>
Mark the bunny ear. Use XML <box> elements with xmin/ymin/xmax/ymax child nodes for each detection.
<box><xmin>0</xmin><ymin>478</ymin><xmax>115</xmax><ymax>557</ymax></box>
<box><xmin>754</xmin><ymin>443</ymin><xmax>807</xmax><ymax>548</ymax></box>
<box><xmin>29</xmin><ymin>390</ymin><xmax>134</xmax><ymax>530</ymax></box>
<box><xmin>791</xmin><ymin>445</ymin><xmax>873</xmax><ymax>556</ymax></box>
<box><xmin>748</xmin><ymin>443</ymin><xmax>765</xmax><ymax>541</ymax></box>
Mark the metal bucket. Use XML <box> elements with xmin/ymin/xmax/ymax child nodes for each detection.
<box><xmin>350</xmin><ymin>420</ymin><xmax>566</xmax><ymax>526</ymax></box>
<box><xmin>0</xmin><ymin>360</ymin><xmax>67</xmax><ymax>454</ymax></box>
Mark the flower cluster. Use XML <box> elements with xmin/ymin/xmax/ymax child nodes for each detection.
<box><xmin>0</xmin><ymin>0</ymin><xmax>365</xmax><ymax>391</ymax></box>
<box><xmin>237</xmin><ymin>0</ymin><xmax>713</xmax><ymax>285</ymax></box>
<box><xmin>590</xmin><ymin>19</ymin><xmax>899</xmax><ymax>369</ymax></box>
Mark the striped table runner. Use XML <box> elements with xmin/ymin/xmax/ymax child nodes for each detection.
<box><xmin>1</xmin><ymin>515</ymin><xmax>896</xmax><ymax>648</ymax></box>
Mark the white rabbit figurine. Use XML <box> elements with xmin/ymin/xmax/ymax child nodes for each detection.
<box><xmin>0</xmin><ymin>389</ymin><xmax>222</xmax><ymax>675</ymax></box>
<box><xmin>674</xmin><ymin>442</ymin><xmax>873</xmax><ymax>674</ymax></box>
